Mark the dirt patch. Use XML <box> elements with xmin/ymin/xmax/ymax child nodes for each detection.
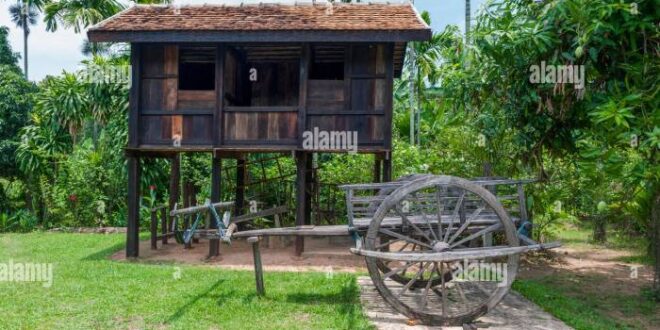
<box><xmin>519</xmin><ymin>245</ymin><xmax>653</xmax><ymax>294</ymax></box>
<box><xmin>111</xmin><ymin>236</ymin><xmax>366</xmax><ymax>273</ymax></box>
<box><xmin>519</xmin><ymin>243</ymin><xmax>657</xmax><ymax>329</ymax></box>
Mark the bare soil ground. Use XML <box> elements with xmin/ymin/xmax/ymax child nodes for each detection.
<box><xmin>520</xmin><ymin>245</ymin><xmax>653</xmax><ymax>293</ymax></box>
<box><xmin>111</xmin><ymin>236</ymin><xmax>366</xmax><ymax>272</ymax></box>
<box><xmin>519</xmin><ymin>243</ymin><xmax>658</xmax><ymax>329</ymax></box>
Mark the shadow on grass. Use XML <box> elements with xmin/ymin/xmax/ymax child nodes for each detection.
<box><xmin>165</xmin><ymin>279</ymin><xmax>225</xmax><ymax>324</ymax></box>
<box><xmin>285</xmin><ymin>284</ymin><xmax>357</xmax><ymax>305</ymax></box>
<box><xmin>285</xmin><ymin>279</ymin><xmax>364</xmax><ymax>328</ymax></box>
<box><xmin>82</xmin><ymin>241</ymin><xmax>126</xmax><ymax>261</ymax></box>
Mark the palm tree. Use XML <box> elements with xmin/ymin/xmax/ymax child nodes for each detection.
<box><xmin>44</xmin><ymin>0</ymin><xmax>123</xmax><ymax>33</ymax></box>
<box><xmin>403</xmin><ymin>11</ymin><xmax>443</xmax><ymax>145</ymax></box>
<box><xmin>465</xmin><ymin>0</ymin><xmax>471</xmax><ymax>44</ymax></box>
<box><xmin>80</xmin><ymin>39</ymin><xmax>111</xmax><ymax>57</ymax></box>
<box><xmin>9</xmin><ymin>0</ymin><xmax>39</xmax><ymax>78</ymax></box>
<box><xmin>44</xmin><ymin>0</ymin><xmax>173</xmax><ymax>34</ymax></box>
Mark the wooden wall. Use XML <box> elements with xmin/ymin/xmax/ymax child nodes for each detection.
<box><xmin>306</xmin><ymin>44</ymin><xmax>392</xmax><ymax>146</ymax></box>
<box><xmin>138</xmin><ymin>44</ymin><xmax>214</xmax><ymax>146</ymax></box>
<box><xmin>132</xmin><ymin>43</ymin><xmax>394</xmax><ymax>150</ymax></box>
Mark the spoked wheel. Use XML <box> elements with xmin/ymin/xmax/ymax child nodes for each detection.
<box><xmin>373</xmin><ymin>174</ymin><xmax>447</xmax><ymax>288</ymax></box>
<box><xmin>363</xmin><ymin>175</ymin><xmax>520</xmax><ymax>326</ymax></box>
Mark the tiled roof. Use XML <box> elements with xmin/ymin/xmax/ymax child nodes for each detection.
<box><xmin>88</xmin><ymin>3</ymin><xmax>431</xmax><ymax>42</ymax></box>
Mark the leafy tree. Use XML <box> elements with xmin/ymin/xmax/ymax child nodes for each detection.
<box><xmin>43</xmin><ymin>0</ymin><xmax>172</xmax><ymax>34</ymax></box>
<box><xmin>44</xmin><ymin>0</ymin><xmax>124</xmax><ymax>33</ymax></box>
<box><xmin>440</xmin><ymin>0</ymin><xmax>659</xmax><ymax>293</ymax></box>
<box><xmin>0</xmin><ymin>66</ymin><xmax>36</xmax><ymax>178</ymax></box>
<box><xmin>80</xmin><ymin>39</ymin><xmax>111</xmax><ymax>56</ymax></box>
<box><xmin>37</xmin><ymin>72</ymin><xmax>90</xmax><ymax>142</ymax></box>
<box><xmin>396</xmin><ymin>11</ymin><xmax>447</xmax><ymax>145</ymax></box>
<box><xmin>0</xmin><ymin>26</ymin><xmax>20</xmax><ymax>70</ymax></box>
<box><xmin>0</xmin><ymin>25</ymin><xmax>36</xmax><ymax>213</ymax></box>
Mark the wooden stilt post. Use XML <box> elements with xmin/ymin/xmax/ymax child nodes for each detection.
<box><xmin>209</xmin><ymin>154</ymin><xmax>221</xmax><ymax>258</ymax></box>
<box><xmin>150</xmin><ymin>208</ymin><xmax>158</xmax><ymax>250</ymax></box>
<box><xmin>127</xmin><ymin>155</ymin><xmax>140</xmax><ymax>258</ymax></box>
<box><xmin>190</xmin><ymin>185</ymin><xmax>199</xmax><ymax>244</ymax></box>
<box><xmin>160</xmin><ymin>207</ymin><xmax>168</xmax><ymax>245</ymax></box>
<box><xmin>235</xmin><ymin>154</ymin><xmax>246</xmax><ymax>217</ymax></box>
<box><xmin>305</xmin><ymin>153</ymin><xmax>313</xmax><ymax>227</ymax></box>
<box><xmin>382</xmin><ymin>152</ymin><xmax>392</xmax><ymax>182</ymax></box>
<box><xmin>294</xmin><ymin>43</ymin><xmax>310</xmax><ymax>256</ymax></box>
<box><xmin>248</xmin><ymin>236</ymin><xmax>265</xmax><ymax>296</ymax></box>
<box><xmin>374</xmin><ymin>154</ymin><xmax>383</xmax><ymax>183</ymax></box>
<box><xmin>169</xmin><ymin>154</ymin><xmax>181</xmax><ymax>234</ymax></box>
<box><xmin>294</xmin><ymin>151</ymin><xmax>308</xmax><ymax>256</ymax></box>
<box><xmin>183</xmin><ymin>180</ymin><xmax>192</xmax><ymax>249</ymax></box>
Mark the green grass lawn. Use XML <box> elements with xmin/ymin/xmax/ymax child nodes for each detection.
<box><xmin>0</xmin><ymin>233</ymin><xmax>372</xmax><ymax>329</ymax></box>
<box><xmin>514</xmin><ymin>225</ymin><xmax>659</xmax><ymax>330</ymax></box>
<box><xmin>513</xmin><ymin>278</ymin><xmax>658</xmax><ymax>330</ymax></box>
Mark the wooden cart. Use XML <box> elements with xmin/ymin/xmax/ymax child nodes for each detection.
<box><xmin>180</xmin><ymin>174</ymin><xmax>560</xmax><ymax>326</ymax></box>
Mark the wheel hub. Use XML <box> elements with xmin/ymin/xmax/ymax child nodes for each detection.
<box><xmin>432</xmin><ymin>241</ymin><xmax>450</xmax><ymax>252</ymax></box>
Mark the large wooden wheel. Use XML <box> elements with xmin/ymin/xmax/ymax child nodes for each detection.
<box><xmin>363</xmin><ymin>175</ymin><xmax>520</xmax><ymax>326</ymax></box>
<box><xmin>373</xmin><ymin>174</ymin><xmax>447</xmax><ymax>288</ymax></box>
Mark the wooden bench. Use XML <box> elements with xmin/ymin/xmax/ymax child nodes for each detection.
<box><xmin>340</xmin><ymin>177</ymin><xmax>536</xmax><ymax>241</ymax></box>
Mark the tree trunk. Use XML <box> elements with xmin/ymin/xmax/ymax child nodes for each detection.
<box><xmin>408</xmin><ymin>48</ymin><xmax>416</xmax><ymax>145</ymax></box>
<box><xmin>652</xmin><ymin>188</ymin><xmax>660</xmax><ymax>293</ymax></box>
<box><xmin>22</xmin><ymin>13</ymin><xmax>28</xmax><ymax>78</ymax></box>
<box><xmin>93</xmin><ymin>122</ymin><xmax>99</xmax><ymax>149</ymax></box>
<box><xmin>24</xmin><ymin>190</ymin><xmax>33</xmax><ymax>212</ymax></box>
<box><xmin>465</xmin><ymin>0</ymin><xmax>471</xmax><ymax>44</ymax></box>
<box><xmin>482</xmin><ymin>162</ymin><xmax>493</xmax><ymax>177</ymax></box>
<box><xmin>592</xmin><ymin>214</ymin><xmax>607</xmax><ymax>243</ymax></box>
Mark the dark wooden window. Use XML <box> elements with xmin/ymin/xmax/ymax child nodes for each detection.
<box><xmin>179</xmin><ymin>47</ymin><xmax>215</xmax><ymax>90</ymax></box>
<box><xmin>349</xmin><ymin>44</ymin><xmax>387</xmax><ymax>112</ymax></box>
<box><xmin>223</xmin><ymin>45</ymin><xmax>300</xmax><ymax>107</ymax></box>
<box><xmin>310</xmin><ymin>45</ymin><xmax>344</xmax><ymax>80</ymax></box>
<box><xmin>308</xmin><ymin>45</ymin><xmax>345</xmax><ymax>111</ymax></box>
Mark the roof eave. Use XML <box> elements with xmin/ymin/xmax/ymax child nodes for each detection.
<box><xmin>87</xmin><ymin>29</ymin><xmax>432</xmax><ymax>43</ymax></box>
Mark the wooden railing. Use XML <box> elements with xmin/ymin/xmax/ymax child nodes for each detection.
<box><xmin>149</xmin><ymin>204</ymin><xmax>173</xmax><ymax>250</ymax></box>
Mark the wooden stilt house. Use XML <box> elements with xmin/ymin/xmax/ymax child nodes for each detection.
<box><xmin>87</xmin><ymin>2</ymin><xmax>431</xmax><ymax>258</ymax></box>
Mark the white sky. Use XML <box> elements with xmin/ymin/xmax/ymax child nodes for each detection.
<box><xmin>0</xmin><ymin>0</ymin><xmax>487</xmax><ymax>82</ymax></box>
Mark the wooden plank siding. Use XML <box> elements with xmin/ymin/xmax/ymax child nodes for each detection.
<box><xmin>130</xmin><ymin>42</ymin><xmax>395</xmax><ymax>152</ymax></box>
<box><xmin>138</xmin><ymin>44</ymin><xmax>214</xmax><ymax>146</ymax></box>
<box><xmin>305</xmin><ymin>44</ymin><xmax>389</xmax><ymax>146</ymax></box>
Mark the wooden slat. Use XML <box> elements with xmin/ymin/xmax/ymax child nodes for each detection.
<box><xmin>170</xmin><ymin>201</ymin><xmax>234</xmax><ymax>217</ymax></box>
<box><xmin>232</xmin><ymin>205</ymin><xmax>289</xmax><ymax>224</ymax></box>
<box><xmin>383</xmin><ymin>44</ymin><xmax>394</xmax><ymax>150</ymax></box>
<box><xmin>350</xmin><ymin>242</ymin><xmax>562</xmax><ymax>262</ymax></box>
<box><xmin>297</xmin><ymin>44</ymin><xmax>310</xmax><ymax>146</ymax></box>
<box><xmin>225</xmin><ymin>106</ymin><xmax>297</xmax><ymax>112</ymax></box>
<box><xmin>233</xmin><ymin>225</ymin><xmax>350</xmax><ymax>238</ymax></box>
<box><xmin>216</xmin><ymin>44</ymin><xmax>225</xmax><ymax>145</ymax></box>
<box><xmin>129</xmin><ymin>44</ymin><xmax>141</xmax><ymax>148</ymax></box>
